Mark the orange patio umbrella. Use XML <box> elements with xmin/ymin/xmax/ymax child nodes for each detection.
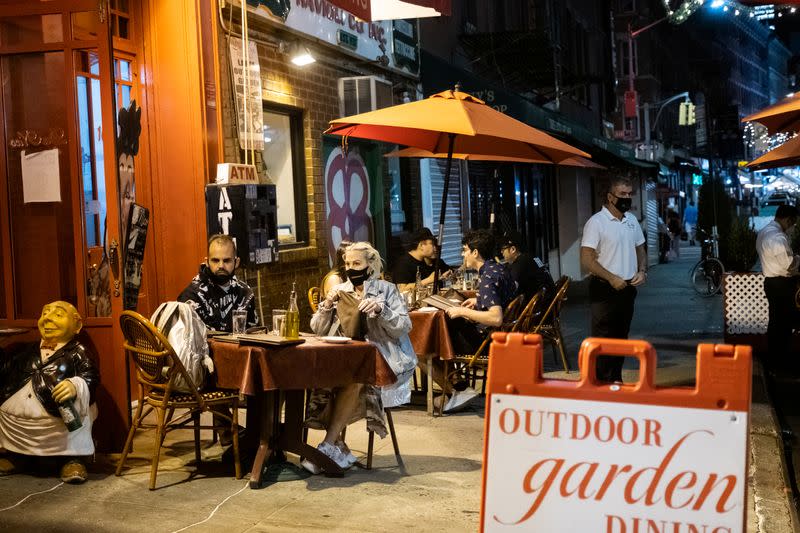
<box><xmin>383</xmin><ymin>147</ymin><xmax>606</xmax><ymax>169</ymax></box>
<box><xmin>742</xmin><ymin>93</ymin><xmax>800</xmax><ymax>134</ymax></box>
<box><xmin>326</xmin><ymin>88</ymin><xmax>590</xmax><ymax>289</ymax></box>
<box><xmin>745</xmin><ymin>135</ymin><xmax>800</xmax><ymax>170</ymax></box>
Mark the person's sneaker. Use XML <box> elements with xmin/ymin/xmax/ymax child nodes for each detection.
<box><xmin>335</xmin><ymin>440</ymin><xmax>358</xmax><ymax>466</ymax></box>
<box><xmin>317</xmin><ymin>441</ymin><xmax>351</xmax><ymax>469</ymax></box>
<box><xmin>443</xmin><ymin>387</ymin><xmax>479</xmax><ymax>413</ymax></box>
<box><xmin>59</xmin><ymin>459</ymin><xmax>88</xmax><ymax>484</ymax></box>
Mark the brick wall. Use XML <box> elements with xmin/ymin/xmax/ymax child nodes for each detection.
<box><xmin>217</xmin><ymin>20</ymin><xmax>401</xmax><ymax>328</ymax></box>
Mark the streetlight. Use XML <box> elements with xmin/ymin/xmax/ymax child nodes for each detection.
<box><xmin>643</xmin><ymin>92</ymin><xmax>693</xmax><ymax>146</ymax></box>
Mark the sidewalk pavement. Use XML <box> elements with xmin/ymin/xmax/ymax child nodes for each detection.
<box><xmin>0</xmin><ymin>242</ymin><xmax>795</xmax><ymax>531</ymax></box>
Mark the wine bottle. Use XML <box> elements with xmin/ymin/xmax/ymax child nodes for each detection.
<box><xmin>414</xmin><ymin>266</ymin><xmax>422</xmax><ymax>306</ymax></box>
<box><xmin>46</xmin><ymin>375</ymin><xmax>82</xmax><ymax>432</ymax></box>
<box><xmin>284</xmin><ymin>282</ymin><xmax>300</xmax><ymax>339</ymax></box>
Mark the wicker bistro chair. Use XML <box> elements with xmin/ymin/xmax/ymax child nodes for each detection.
<box><xmin>308</xmin><ymin>287</ymin><xmax>321</xmax><ymax>313</ymax></box>
<box><xmin>116</xmin><ymin>311</ymin><xmax>241</xmax><ymax>490</ymax></box>
<box><xmin>440</xmin><ymin>293</ymin><xmax>533</xmax><ymax>414</ymax></box>
<box><xmin>529</xmin><ymin>276</ymin><xmax>571</xmax><ymax>373</ymax></box>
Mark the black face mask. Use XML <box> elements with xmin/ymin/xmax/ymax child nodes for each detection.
<box><xmin>346</xmin><ymin>267</ymin><xmax>370</xmax><ymax>286</ymax></box>
<box><xmin>612</xmin><ymin>195</ymin><xmax>632</xmax><ymax>213</ymax></box>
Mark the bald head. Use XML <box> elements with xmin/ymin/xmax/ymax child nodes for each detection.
<box><xmin>38</xmin><ymin>301</ymin><xmax>83</xmax><ymax>344</ymax></box>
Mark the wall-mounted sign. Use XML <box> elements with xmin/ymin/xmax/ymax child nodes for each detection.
<box><xmin>216</xmin><ymin>163</ymin><xmax>259</xmax><ymax>185</ymax></box>
<box><xmin>337</xmin><ymin>29</ymin><xmax>359</xmax><ymax>50</ymax></box>
<box><xmin>229</xmin><ymin>38</ymin><xmax>264</xmax><ymax>151</ymax></box>
<box><xmin>255</xmin><ymin>1</ymin><xmax>420</xmax><ymax>76</ymax></box>
<box><xmin>391</xmin><ymin>19</ymin><xmax>419</xmax><ymax>73</ymax></box>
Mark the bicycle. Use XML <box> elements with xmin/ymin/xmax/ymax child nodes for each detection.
<box><xmin>690</xmin><ymin>230</ymin><xmax>725</xmax><ymax>296</ymax></box>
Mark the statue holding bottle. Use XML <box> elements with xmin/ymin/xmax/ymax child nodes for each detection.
<box><xmin>0</xmin><ymin>301</ymin><xmax>99</xmax><ymax>483</ymax></box>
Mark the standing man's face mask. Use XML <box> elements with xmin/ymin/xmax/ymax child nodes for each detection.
<box><xmin>613</xmin><ymin>195</ymin><xmax>632</xmax><ymax>213</ymax></box>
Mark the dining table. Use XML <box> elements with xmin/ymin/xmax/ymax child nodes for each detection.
<box><xmin>408</xmin><ymin>309</ymin><xmax>455</xmax><ymax>415</ymax></box>
<box><xmin>210</xmin><ymin>335</ymin><xmax>396</xmax><ymax>488</ymax></box>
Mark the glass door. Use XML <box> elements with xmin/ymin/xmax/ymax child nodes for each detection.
<box><xmin>0</xmin><ymin>3</ymin><xmax>121</xmax><ymax>323</ymax></box>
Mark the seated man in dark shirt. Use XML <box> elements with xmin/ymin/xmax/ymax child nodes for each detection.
<box><xmin>177</xmin><ymin>234</ymin><xmax>256</xmax><ymax>445</ymax></box>
<box><xmin>178</xmin><ymin>234</ymin><xmax>258</xmax><ymax>332</ymax></box>
<box><xmin>498</xmin><ymin>232</ymin><xmax>556</xmax><ymax>305</ymax></box>
<box><xmin>392</xmin><ymin>227</ymin><xmax>451</xmax><ymax>292</ymax></box>
<box><xmin>431</xmin><ymin>230</ymin><xmax>516</xmax><ymax>412</ymax></box>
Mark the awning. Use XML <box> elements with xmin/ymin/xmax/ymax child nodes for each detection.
<box><xmin>327</xmin><ymin>0</ymin><xmax>450</xmax><ymax>22</ymax></box>
<box><xmin>420</xmin><ymin>51</ymin><xmax>655</xmax><ymax>172</ymax></box>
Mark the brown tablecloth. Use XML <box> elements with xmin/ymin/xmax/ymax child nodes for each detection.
<box><xmin>210</xmin><ymin>338</ymin><xmax>397</xmax><ymax>395</ymax></box>
<box><xmin>409</xmin><ymin>310</ymin><xmax>454</xmax><ymax>361</ymax></box>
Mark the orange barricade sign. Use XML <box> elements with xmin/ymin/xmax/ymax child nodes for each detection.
<box><xmin>480</xmin><ymin>334</ymin><xmax>751</xmax><ymax>533</ymax></box>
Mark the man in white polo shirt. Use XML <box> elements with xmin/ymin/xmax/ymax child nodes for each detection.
<box><xmin>756</xmin><ymin>204</ymin><xmax>799</xmax><ymax>372</ymax></box>
<box><xmin>580</xmin><ymin>177</ymin><xmax>648</xmax><ymax>382</ymax></box>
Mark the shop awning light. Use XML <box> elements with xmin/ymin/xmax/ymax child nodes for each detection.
<box><xmin>290</xmin><ymin>45</ymin><xmax>315</xmax><ymax>67</ymax></box>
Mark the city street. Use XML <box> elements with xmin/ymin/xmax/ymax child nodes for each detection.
<box><xmin>557</xmin><ymin>242</ymin><xmax>723</xmax><ymax>382</ymax></box>
<box><xmin>0</xmin><ymin>241</ymin><xmax>795</xmax><ymax>532</ymax></box>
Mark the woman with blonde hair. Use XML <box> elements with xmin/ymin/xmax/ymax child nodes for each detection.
<box><xmin>304</xmin><ymin>241</ymin><xmax>416</xmax><ymax>473</ymax></box>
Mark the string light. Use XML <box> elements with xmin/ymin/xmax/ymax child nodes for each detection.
<box><xmin>662</xmin><ymin>0</ymin><xmax>800</xmax><ymax>24</ymax></box>
<box><xmin>744</xmin><ymin>121</ymin><xmax>798</xmax><ymax>152</ymax></box>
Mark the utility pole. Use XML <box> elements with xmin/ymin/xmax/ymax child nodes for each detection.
<box><xmin>626</xmin><ymin>17</ymin><xmax>667</xmax><ymax>140</ymax></box>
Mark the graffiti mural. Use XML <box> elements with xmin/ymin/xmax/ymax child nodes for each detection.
<box><xmin>324</xmin><ymin>146</ymin><xmax>373</xmax><ymax>264</ymax></box>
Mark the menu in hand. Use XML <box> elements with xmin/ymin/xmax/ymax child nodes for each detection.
<box><xmin>421</xmin><ymin>294</ymin><xmax>458</xmax><ymax>311</ymax></box>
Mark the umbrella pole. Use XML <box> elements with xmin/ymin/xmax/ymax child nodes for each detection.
<box><xmin>433</xmin><ymin>133</ymin><xmax>456</xmax><ymax>293</ymax></box>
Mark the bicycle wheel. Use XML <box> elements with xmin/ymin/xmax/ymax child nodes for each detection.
<box><xmin>690</xmin><ymin>258</ymin><xmax>724</xmax><ymax>296</ymax></box>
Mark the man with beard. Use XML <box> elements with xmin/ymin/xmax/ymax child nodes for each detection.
<box><xmin>178</xmin><ymin>234</ymin><xmax>258</xmax><ymax>332</ymax></box>
<box><xmin>580</xmin><ymin>177</ymin><xmax>647</xmax><ymax>383</ymax></box>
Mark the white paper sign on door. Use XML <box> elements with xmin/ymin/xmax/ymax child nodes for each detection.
<box><xmin>21</xmin><ymin>148</ymin><xmax>61</xmax><ymax>203</ymax></box>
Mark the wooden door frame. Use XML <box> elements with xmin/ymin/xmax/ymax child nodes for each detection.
<box><xmin>0</xmin><ymin>0</ymin><xmax>129</xmax><ymax>450</ymax></box>
<box><xmin>0</xmin><ymin>0</ymin><xmax>121</xmax><ymax>324</ymax></box>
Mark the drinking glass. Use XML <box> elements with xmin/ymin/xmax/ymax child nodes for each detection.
<box><xmin>232</xmin><ymin>309</ymin><xmax>248</xmax><ymax>335</ymax></box>
<box><xmin>272</xmin><ymin>309</ymin><xmax>287</xmax><ymax>336</ymax></box>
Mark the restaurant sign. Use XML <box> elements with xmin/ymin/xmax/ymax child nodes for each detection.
<box><xmin>256</xmin><ymin>1</ymin><xmax>420</xmax><ymax>75</ymax></box>
<box><xmin>481</xmin><ymin>336</ymin><xmax>751</xmax><ymax>533</ymax></box>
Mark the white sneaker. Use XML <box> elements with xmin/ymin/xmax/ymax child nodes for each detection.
<box><xmin>317</xmin><ymin>441</ymin><xmax>351</xmax><ymax>469</ymax></box>
<box><xmin>335</xmin><ymin>440</ymin><xmax>358</xmax><ymax>466</ymax></box>
<box><xmin>443</xmin><ymin>387</ymin><xmax>479</xmax><ymax>413</ymax></box>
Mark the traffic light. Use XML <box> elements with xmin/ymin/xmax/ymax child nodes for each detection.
<box><xmin>678</xmin><ymin>102</ymin><xmax>696</xmax><ymax>126</ymax></box>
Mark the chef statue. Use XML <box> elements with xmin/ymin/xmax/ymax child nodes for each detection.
<box><xmin>0</xmin><ymin>301</ymin><xmax>99</xmax><ymax>483</ymax></box>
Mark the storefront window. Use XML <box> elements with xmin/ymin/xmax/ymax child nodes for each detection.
<box><xmin>261</xmin><ymin>105</ymin><xmax>307</xmax><ymax>245</ymax></box>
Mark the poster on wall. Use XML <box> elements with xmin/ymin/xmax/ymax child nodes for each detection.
<box><xmin>323</xmin><ymin>141</ymin><xmax>385</xmax><ymax>264</ymax></box>
<box><xmin>123</xmin><ymin>203</ymin><xmax>149</xmax><ymax>311</ymax></box>
<box><xmin>229</xmin><ymin>38</ymin><xmax>264</xmax><ymax>152</ymax></box>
